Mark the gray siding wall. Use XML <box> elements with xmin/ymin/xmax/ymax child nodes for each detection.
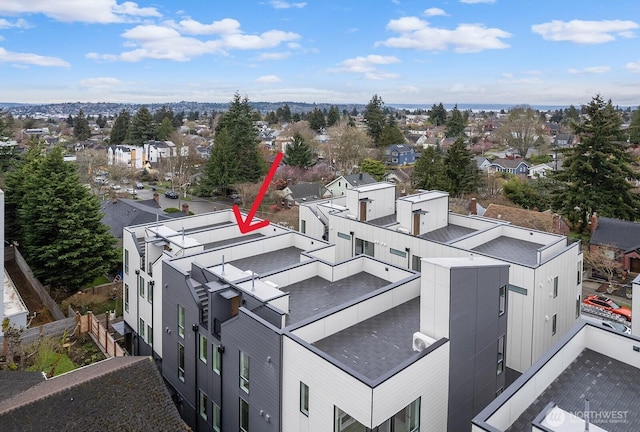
<box><xmin>221</xmin><ymin>308</ymin><xmax>282</xmax><ymax>432</ymax></box>
<box><xmin>447</xmin><ymin>265</ymin><xmax>509</xmax><ymax>432</ymax></box>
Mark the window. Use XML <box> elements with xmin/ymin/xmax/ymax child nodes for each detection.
<box><xmin>553</xmin><ymin>276</ymin><xmax>559</xmax><ymax>298</ymax></box>
<box><xmin>139</xmin><ymin>318</ymin><xmax>145</xmax><ymax>341</ymax></box>
<box><xmin>334</xmin><ymin>406</ymin><xmax>365</xmax><ymax>432</ymax></box>
<box><xmin>576</xmin><ymin>295</ymin><xmax>581</xmax><ymax>319</ymax></box>
<box><xmin>212</xmin><ymin>345</ymin><xmax>221</xmax><ymax>374</ymax></box>
<box><xmin>411</xmin><ymin>255</ymin><xmax>422</xmax><ymax>272</ymax></box>
<box><xmin>355</xmin><ymin>238</ymin><xmax>374</xmax><ymax>257</ymax></box>
<box><xmin>199</xmin><ymin>334</ymin><xmax>208</xmax><ymax>364</ymax></box>
<box><xmin>376</xmin><ymin>398</ymin><xmax>421</xmax><ymax>432</ymax></box>
<box><xmin>139</xmin><ymin>275</ymin><xmax>145</xmax><ymax>298</ymax></box>
<box><xmin>147</xmin><ymin>281</ymin><xmax>153</xmax><ymax>303</ymax></box>
<box><xmin>124</xmin><ymin>284</ymin><xmax>129</xmax><ymax>312</ymax></box>
<box><xmin>552</xmin><ymin>314</ymin><xmax>557</xmax><ymax>335</ymax></box>
<box><xmin>124</xmin><ymin>249</ymin><xmax>129</xmax><ymax>274</ymax></box>
<box><xmin>390</xmin><ymin>248</ymin><xmax>407</xmax><ymax>258</ymax></box>
<box><xmin>301</xmin><ymin>220</ymin><xmax>306</xmax><ymax>234</ymax></box>
<box><xmin>212</xmin><ymin>401</ymin><xmax>221</xmax><ymax>431</ymax></box>
<box><xmin>497</xmin><ymin>335</ymin><xmax>505</xmax><ymax>375</ymax></box>
<box><xmin>178</xmin><ymin>343</ymin><xmax>185</xmax><ymax>382</ymax></box>
<box><xmin>240</xmin><ymin>398</ymin><xmax>249</xmax><ymax>432</ymax></box>
<box><xmin>577</xmin><ymin>261</ymin><xmax>582</xmax><ymax>284</ymax></box>
<box><xmin>199</xmin><ymin>390</ymin><xmax>208</xmax><ymax>420</ymax></box>
<box><xmin>337</xmin><ymin>232</ymin><xmax>351</xmax><ymax>240</ymax></box>
<box><xmin>178</xmin><ymin>304</ymin><xmax>185</xmax><ymax>338</ymax></box>
<box><xmin>300</xmin><ymin>382</ymin><xmax>309</xmax><ymax>416</ymax></box>
<box><xmin>239</xmin><ymin>351</ymin><xmax>250</xmax><ymax>393</ymax></box>
<box><xmin>499</xmin><ymin>285</ymin><xmax>506</xmax><ymax>316</ymax></box>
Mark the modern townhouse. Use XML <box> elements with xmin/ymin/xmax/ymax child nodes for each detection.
<box><xmin>121</xmin><ymin>209</ymin><xmax>514</xmax><ymax>431</ymax></box>
<box><xmin>298</xmin><ymin>182</ymin><xmax>583</xmax><ymax>381</ymax></box>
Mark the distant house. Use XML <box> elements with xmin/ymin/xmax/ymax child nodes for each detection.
<box><xmin>488</xmin><ymin>158</ymin><xmax>530</xmax><ymax>175</ymax></box>
<box><xmin>281</xmin><ymin>182</ymin><xmax>328</xmax><ymax>206</ymax></box>
<box><xmin>553</xmin><ymin>133</ymin><xmax>575</xmax><ymax>148</ymax></box>
<box><xmin>145</xmin><ymin>140</ymin><xmax>179</xmax><ymax>165</ymax></box>
<box><xmin>483</xmin><ymin>204</ymin><xmax>570</xmax><ymax>236</ymax></box>
<box><xmin>527</xmin><ymin>163</ymin><xmax>554</xmax><ymax>178</ymax></box>
<box><xmin>589</xmin><ymin>213</ymin><xmax>640</xmax><ymax>274</ymax></box>
<box><xmin>474</xmin><ymin>156</ymin><xmax>492</xmax><ymax>171</ymax></box>
<box><xmin>385</xmin><ymin>144</ymin><xmax>416</xmax><ymax>165</ymax></box>
<box><xmin>325</xmin><ymin>173</ymin><xmax>376</xmax><ymax>197</ymax></box>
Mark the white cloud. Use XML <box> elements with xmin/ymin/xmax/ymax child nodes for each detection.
<box><xmin>460</xmin><ymin>0</ymin><xmax>496</xmax><ymax>3</ymax></box>
<box><xmin>624</xmin><ymin>61</ymin><xmax>640</xmax><ymax>73</ymax></box>
<box><xmin>256</xmin><ymin>75</ymin><xmax>282</xmax><ymax>83</ymax></box>
<box><xmin>165</xmin><ymin>18</ymin><xmax>241</xmax><ymax>35</ymax></box>
<box><xmin>79</xmin><ymin>77</ymin><xmax>123</xmax><ymax>88</ymax></box>
<box><xmin>0</xmin><ymin>47</ymin><xmax>69</xmax><ymax>67</ymax></box>
<box><xmin>0</xmin><ymin>18</ymin><xmax>31</xmax><ymax>29</ymax></box>
<box><xmin>378</xmin><ymin>17</ymin><xmax>511</xmax><ymax>53</ymax></box>
<box><xmin>532</xmin><ymin>19</ymin><xmax>638</xmax><ymax>44</ymax></box>
<box><xmin>424</xmin><ymin>8</ymin><xmax>448</xmax><ymax>17</ymax></box>
<box><xmin>269</xmin><ymin>1</ymin><xmax>307</xmax><ymax>9</ymax></box>
<box><xmin>0</xmin><ymin>0</ymin><xmax>161</xmax><ymax>23</ymax></box>
<box><xmin>335</xmin><ymin>55</ymin><xmax>400</xmax><ymax>80</ymax></box>
<box><xmin>567</xmin><ymin>66</ymin><xmax>610</xmax><ymax>74</ymax></box>
<box><xmin>258</xmin><ymin>52</ymin><xmax>291</xmax><ymax>60</ymax></box>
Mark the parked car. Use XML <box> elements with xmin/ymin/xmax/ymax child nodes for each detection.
<box><xmin>110</xmin><ymin>183</ymin><xmax>121</xmax><ymax>191</ymax></box>
<box><xmin>583</xmin><ymin>295</ymin><xmax>632</xmax><ymax>321</ymax></box>
<box><xmin>125</xmin><ymin>187</ymin><xmax>137</xmax><ymax>196</ymax></box>
<box><xmin>165</xmin><ymin>190</ymin><xmax>179</xmax><ymax>199</ymax></box>
<box><xmin>581</xmin><ymin>315</ymin><xmax>631</xmax><ymax>334</ymax></box>
<box><xmin>135</xmin><ymin>182</ymin><xmax>144</xmax><ymax>189</ymax></box>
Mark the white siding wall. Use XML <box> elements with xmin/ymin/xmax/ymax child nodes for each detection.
<box><xmin>420</xmin><ymin>260</ymin><xmax>451</xmax><ymax>339</ymax></box>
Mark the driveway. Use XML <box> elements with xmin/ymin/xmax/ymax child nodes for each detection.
<box><xmin>134</xmin><ymin>187</ymin><xmax>233</xmax><ymax>214</ymax></box>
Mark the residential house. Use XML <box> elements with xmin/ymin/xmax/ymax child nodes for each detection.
<box><xmin>0</xmin><ymin>357</ymin><xmax>188</xmax><ymax>431</ymax></box>
<box><xmin>145</xmin><ymin>140</ymin><xmax>178</xmax><ymax>166</ymax></box>
<box><xmin>483</xmin><ymin>204</ymin><xmax>571</xmax><ymax>236</ymax></box>
<box><xmin>474</xmin><ymin>156</ymin><xmax>492</xmax><ymax>172</ymax></box>
<box><xmin>385</xmin><ymin>144</ymin><xmax>416</xmax><ymax>166</ymax></box>
<box><xmin>553</xmin><ymin>133</ymin><xmax>575</xmax><ymax>149</ymax></box>
<box><xmin>108</xmin><ymin>145</ymin><xmax>144</xmax><ymax>168</ymax></box>
<box><xmin>527</xmin><ymin>163</ymin><xmax>554</xmax><ymax>178</ymax></box>
<box><xmin>589</xmin><ymin>213</ymin><xmax>640</xmax><ymax>274</ymax></box>
<box><xmin>472</xmin><ymin>316</ymin><xmax>640</xmax><ymax>431</ymax></box>
<box><xmin>280</xmin><ymin>182</ymin><xmax>328</xmax><ymax>206</ymax></box>
<box><xmin>488</xmin><ymin>158</ymin><xmax>530</xmax><ymax>175</ymax></box>
<box><xmin>324</xmin><ymin>172</ymin><xmax>376</xmax><ymax>198</ymax></box>
<box><xmin>299</xmin><ymin>183</ymin><xmax>583</xmax><ymax>380</ymax></box>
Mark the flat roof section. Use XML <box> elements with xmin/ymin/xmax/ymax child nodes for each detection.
<box><xmin>471</xmin><ymin>236</ymin><xmax>543</xmax><ymax>267</ymax></box>
<box><xmin>367</xmin><ymin>213</ymin><xmax>398</xmax><ymax>227</ymax></box>
<box><xmin>313</xmin><ymin>297</ymin><xmax>420</xmax><ymax>380</ymax></box>
<box><xmin>204</xmin><ymin>232</ymin><xmax>263</xmax><ymax>250</ymax></box>
<box><xmin>420</xmin><ymin>224</ymin><xmax>476</xmax><ymax>243</ymax></box>
<box><xmin>229</xmin><ymin>246</ymin><xmax>303</xmax><ymax>274</ymax></box>
<box><xmin>285</xmin><ymin>273</ymin><xmax>389</xmax><ymax>326</ymax></box>
<box><xmin>507</xmin><ymin>348</ymin><xmax>640</xmax><ymax>432</ymax></box>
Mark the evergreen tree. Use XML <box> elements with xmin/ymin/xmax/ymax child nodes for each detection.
<box><xmin>429</xmin><ymin>103</ymin><xmax>447</xmax><ymax>126</ymax></box>
<box><xmin>73</xmin><ymin>109</ymin><xmax>91</xmax><ymax>141</ymax></box>
<box><xmin>628</xmin><ymin>107</ymin><xmax>640</xmax><ymax>145</ymax></box>
<box><xmin>411</xmin><ymin>146</ymin><xmax>447</xmax><ymax>190</ymax></box>
<box><xmin>445</xmin><ymin>105</ymin><xmax>466</xmax><ymax>138</ymax></box>
<box><xmin>12</xmin><ymin>146</ymin><xmax>118</xmax><ymax>292</ymax></box>
<box><xmin>281</xmin><ymin>104</ymin><xmax>291</xmax><ymax>122</ymax></box>
<box><xmin>364</xmin><ymin>94</ymin><xmax>386</xmax><ymax>146</ymax></box>
<box><xmin>265</xmin><ymin>111</ymin><xmax>278</xmax><ymax>125</ymax></box>
<box><xmin>128</xmin><ymin>106</ymin><xmax>156</xmax><ymax>145</ymax></box>
<box><xmin>379</xmin><ymin>115</ymin><xmax>405</xmax><ymax>147</ymax></box>
<box><xmin>444</xmin><ymin>137</ymin><xmax>478</xmax><ymax>197</ymax></box>
<box><xmin>284</xmin><ymin>132</ymin><xmax>313</xmax><ymax>168</ymax></box>
<box><xmin>360</xmin><ymin>158</ymin><xmax>386</xmax><ymax>181</ymax></box>
<box><xmin>200</xmin><ymin>128</ymin><xmax>236</xmax><ymax>195</ymax></box>
<box><xmin>110</xmin><ymin>110</ymin><xmax>130</xmax><ymax>145</ymax></box>
<box><xmin>154</xmin><ymin>105</ymin><xmax>175</xmax><ymax>125</ymax></box>
<box><xmin>95</xmin><ymin>114</ymin><xmax>107</xmax><ymax>129</ymax></box>
<box><xmin>551</xmin><ymin>95</ymin><xmax>640</xmax><ymax>230</ymax></box>
<box><xmin>327</xmin><ymin>105</ymin><xmax>340</xmax><ymax>127</ymax></box>
<box><xmin>66</xmin><ymin>114</ymin><xmax>74</xmax><ymax>128</ymax></box>
<box><xmin>308</xmin><ymin>108</ymin><xmax>326</xmax><ymax>132</ymax></box>
<box><xmin>157</xmin><ymin>117</ymin><xmax>174</xmax><ymax>140</ymax></box>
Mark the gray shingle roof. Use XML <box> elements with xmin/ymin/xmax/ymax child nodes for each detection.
<box><xmin>0</xmin><ymin>356</ymin><xmax>189</xmax><ymax>432</ymax></box>
<box><xmin>590</xmin><ymin>216</ymin><xmax>640</xmax><ymax>252</ymax></box>
<box><xmin>101</xmin><ymin>198</ymin><xmax>183</xmax><ymax>239</ymax></box>
<box><xmin>0</xmin><ymin>371</ymin><xmax>45</xmax><ymax>404</ymax></box>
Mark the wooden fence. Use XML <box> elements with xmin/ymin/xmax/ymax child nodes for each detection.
<box><xmin>76</xmin><ymin>311</ymin><xmax>125</xmax><ymax>357</ymax></box>
<box><xmin>0</xmin><ymin>316</ymin><xmax>77</xmax><ymax>349</ymax></box>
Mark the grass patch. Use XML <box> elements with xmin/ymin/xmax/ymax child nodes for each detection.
<box><xmin>26</xmin><ymin>337</ymin><xmax>77</xmax><ymax>377</ymax></box>
<box><xmin>83</xmin><ymin>275</ymin><xmax>110</xmax><ymax>287</ymax></box>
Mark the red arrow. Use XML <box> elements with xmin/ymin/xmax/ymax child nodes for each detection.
<box><xmin>233</xmin><ymin>151</ymin><xmax>284</xmax><ymax>234</ymax></box>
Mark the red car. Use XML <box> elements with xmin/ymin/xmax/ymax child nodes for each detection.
<box><xmin>583</xmin><ymin>295</ymin><xmax>632</xmax><ymax>321</ymax></box>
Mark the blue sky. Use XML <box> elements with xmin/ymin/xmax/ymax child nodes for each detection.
<box><xmin>0</xmin><ymin>0</ymin><xmax>639</xmax><ymax>107</ymax></box>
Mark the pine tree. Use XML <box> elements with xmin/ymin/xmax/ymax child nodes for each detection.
<box><xmin>307</xmin><ymin>108</ymin><xmax>326</xmax><ymax>132</ymax></box>
<box><xmin>379</xmin><ymin>115</ymin><xmax>405</xmax><ymax>147</ymax></box>
<box><xmin>551</xmin><ymin>95</ymin><xmax>640</xmax><ymax>230</ymax></box>
<box><xmin>444</xmin><ymin>137</ymin><xmax>479</xmax><ymax>197</ymax></box>
<box><xmin>445</xmin><ymin>105</ymin><xmax>466</xmax><ymax>138</ymax></box>
<box><xmin>128</xmin><ymin>106</ymin><xmax>156</xmax><ymax>146</ymax></box>
<box><xmin>284</xmin><ymin>132</ymin><xmax>313</xmax><ymax>168</ymax></box>
<box><xmin>411</xmin><ymin>146</ymin><xmax>447</xmax><ymax>191</ymax></box>
<box><xmin>157</xmin><ymin>117</ymin><xmax>174</xmax><ymax>140</ymax></box>
<box><xmin>327</xmin><ymin>105</ymin><xmax>340</xmax><ymax>127</ymax></box>
<box><xmin>364</xmin><ymin>94</ymin><xmax>386</xmax><ymax>146</ymax></box>
<box><xmin>13</xmin><ymin>146</ymin><xmax>119</xmax><ymax>292</ymax></box>
<box><xmin>429</xmin><ymin>103</ymin><xmax>447</xmax><ymax>126</ymax></box>
<box><xmin>110</xmin><ymin>110</ymin><xmax>130</xmax><ymax>145</ymax></box>
<box><xmin>73</xmin><ymin>109</ymin><xmax>91</xmax><ymax>141</ymax></box>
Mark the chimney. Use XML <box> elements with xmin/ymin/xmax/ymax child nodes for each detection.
<box><xmin>182</xmin><ymin>203</ymin><xmax>190</xmax><ymax>214</ymax></box>
<box><xmin>590</xmin><ymin>212</ymin><xmax>598</xmax><ymax>234</ymax></box>
<box><xmin>153</xmin><ymin>192</ymin><xmax>160</xmax><ymax>205</ymax></box>
<box><xmin>470</xmin><ymin>198</ymin><xmax>477</xmax><ymax>215</ymax></box>
<box><xmin>359</xmin><ymin>173</ymin><xmax>363</xmax><ymax>180</ymax></box>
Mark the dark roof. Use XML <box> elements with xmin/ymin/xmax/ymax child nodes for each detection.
<box><xmin>344</xmin><ymin>173</ymin><xmax>376</xmax><ymax>187</ymax></box>
<box><xmin>386</xmin><ymin>143</ymin><xmax>413</xmax><ymax>153</ymax></box>
<box><xmin>0</xmin><ymin>371</ymin><xmax>45</xmax><ymax>404</ymax></box>
<box><xmin>287</xmin><ymin>182</ymin><xmax>328</xmax><ymax>202</ymax></box>
<box><xmin>590</xmin><ymin>216</ymin><xmax>640</xmax><ymax>251</ymax></box>
<box><xmin>471</xmin><ymin>236</ymin><xmax>544</xmax><ymax>267</ymax></box>
<box><xmin>101</xmin><ymin>198</ymin><xmax>183</xmax><ymax>239</ymax></box>
<box><xmin>0</xmin><ymin>356</ymin><xmax>189</xmax><ymax>432</ymax></box>
<box><xmin>489</xmin><ymin>158</ymin><xmax>529</xmax><ymax>169</ymax></box>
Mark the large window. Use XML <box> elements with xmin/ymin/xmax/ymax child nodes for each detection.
<box><xmin>300</xmin><ymin>382</ymin><xmax>309</xmax><ymax>416</ymax></box>
<box><xmin>380</xmin><ymin>398</ymin><xmax>420</xmax><ymax>432</ymax></box>
<box><xmin>240</xmin><ymin>398</ymin><xmax>249</xmax><ymax>432</ymax></box>
<box><xmin>199</xmin><ymin>390</ymin><xmax>208</xmax><ymax>420</ymax></box>
<box><xmin>178</xmin><ymin>304</ymin><xmax>185</xmax><ymax>338</ymax></box>
<box><xmin>497</xmin><ymin>335</ymin><xmax>505</xmax><ymax>375</ymax></box>
<box><xmin>212</xmin><ymin>345</ymin><xmax>221</xmax><ymax>374</ymax></box>
<box><xmin>212</xmin><ymin>401</ymin><xmax>221</xmax><ymax>431</ymax></box>
<box><xmin>411</xmin><ymin>255</ymin><xmax>422</xmax><ymax>272</ymax></box>
<box><xmin>178</xmin><ymin>343</ymin><xmax>185</xmax><ymax>382</ymax></box>
<box><xmin>199</xmin><ymin>334</ymin><xmax>208</xmax><ymax>364</ymax></box>
<box><xmin>499</xmin><ymin>285</ymin><xmax>506</xmax><ymax>316</ymax></box>
<box><xmin>355</xmin><ymin>238</ymin><xmax>374</xmax><ymax>257</ymax></box>
<box><xmin>240</xmin><ymin>351</ymin><xmax>250</xmax><ymax>393</ymax></box>
<box><xmin>124</xmin><ymin>284</ymin><xmax>129</xmax><ymax>312</ymax></box>
<box><xmin>334</xmin><ymin>407</ymin><xmax>365</xmax><ymax>432</ymax></box>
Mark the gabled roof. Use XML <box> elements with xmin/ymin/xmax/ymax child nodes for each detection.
<box><xmin>286</xmin><ymin>182</ymin><xmax>328</xmax><ymax>202</ymax></box>
<box><xmin>100</xmin><ymin>198</ymin><xmax>184</xmax><ymax>239</ymax></box>
<box><xmin>483</xmin><ymin>204</ymin><xmax>567</xmax><ymax>234</ymax></box>
<box><xmin>489</xmin><ymin>158</ymin><xmax>529</xmax><ymax>169</ymax></box>
<box><xmin>590</xmin><ymin>216</ymin><xmax>640</xmax><ymax>252</ymax></box>
<box><xmin>344</xmin><ymin>172</ymin><xmax>376</xmax><ymax>187</ymax></box>
<box><xmin>386</xmin><ymin>143</ymin><xmax>413</xmax><ymax>153</ymax></box>
<box><xmin>0</xmin><ymin>357</ymin><xmax>188</xmax><ymax>431</ymax></box>
<box><xmin>0</xmin><ymin>371</ymin><xmax>45</xmax><ymax>404</ymax></box>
